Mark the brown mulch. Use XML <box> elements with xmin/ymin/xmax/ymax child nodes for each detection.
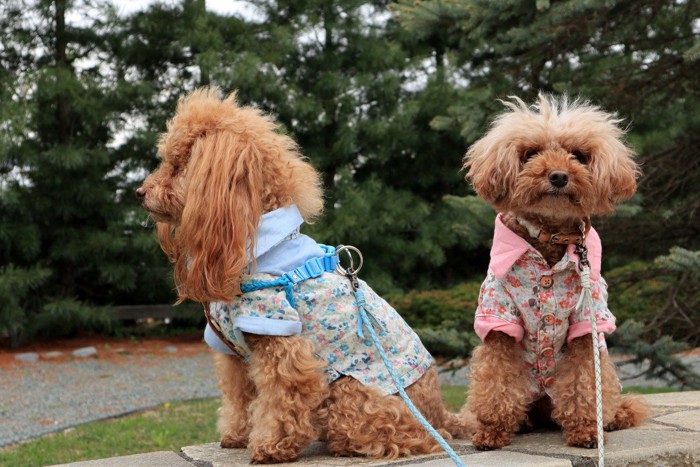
<box><xmin>0</xmin><ymin>333</ymin><xmax>209</xmax><ymax>369</ymax></box>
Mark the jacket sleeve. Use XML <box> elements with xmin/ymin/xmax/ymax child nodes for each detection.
<box><xmin>473</xmin><ymin>271</ymin><xmax>525</xmax><ymax>342</ymax></box>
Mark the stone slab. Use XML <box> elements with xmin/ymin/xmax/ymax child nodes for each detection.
<box><xmin>14</xmin><ymin>352</ymin><xmax>39</xmax><ymax>362</ymax></box>
<box><xmin>643</xmin><ymin>391</ymin><xmax>700</xmax><ymax>408</ymax></box>
<box><xmin>503</xmin><ymin>429</ymin><xmax>700</xmax><ymax>466</ymax></box>
<box><xmin>418</xmin><ymin>451</ymin><xmax>571</xmax><ymax>466</ymax></box>
<box><xmin>181</xmin><ymin>442</ymin><xmax>441</xmax><ymax>466</ymax></box>
<box><xmin>50</xmin><ymin>451</ymin><xmax>194</xmax><ymax>467</ymax></box>
<box><xmin>72</xmin><ymin>346</ymin><xmax>98</xmax><ymax>358</ymax></box>
<box><xmin>654</xmin><ymin>409</ymin><xmax>700</xmax><ymax>431</ymax></box>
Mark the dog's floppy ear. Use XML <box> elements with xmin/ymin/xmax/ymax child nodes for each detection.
<box><xmin>589</xmin><ymin>136</ymin><xmax>641</xmax><ymax>213</ymax></box>
<box><xmin>463</xmin><ymin>136</ymin><xmax>520</xmax><ymax>210</ymax></box>
<box><xmin>172</xmin><ymin>129</ymin><xmax>264</xmax><ymax>303</ymax></box>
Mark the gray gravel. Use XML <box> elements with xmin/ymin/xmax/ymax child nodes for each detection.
<box><xmin>0</xmin><ymin>352</ymin><xmax>219</xmax><ymax>447</ymax></box>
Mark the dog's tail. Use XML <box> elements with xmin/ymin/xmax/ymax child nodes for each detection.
<box><xmin>607</xmin><ymin>394</ymin><xmax>650</xmax><ymax>431</ymax></box>
<box><xmin>444</xmin><ymin>405</ymin><xmax>476</xmax><ymax>439</ymax></box>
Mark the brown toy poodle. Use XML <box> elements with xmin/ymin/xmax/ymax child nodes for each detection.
<box><xmin>136</xmin><ymin>87</ymin><xmax>470</xmax><ymax>464</ymax></box>
<box><xmin>459</xmin><ymin>94</ymin><xmax>649</xmax><ymax>450</ymax></box>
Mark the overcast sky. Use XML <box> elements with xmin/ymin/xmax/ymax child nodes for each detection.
<box><xmin>113</xmin><ymin>0</ymin><xmax>258</xmax><ymax>18</ymax></box>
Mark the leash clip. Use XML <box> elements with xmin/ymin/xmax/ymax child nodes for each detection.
<box><xmin>335</xmin><ymin>245</ymin><xmax>363</xmax><ymax>292</ymax></box>
<box><xmin>574</xmin><ymin>221</ymin><xmax>590</xmax><ymax>271</ymax></box>
<box><xmin>575</xmin><ymin>242</ymin><xmax>590</xmax><ymax>271</ymax></box>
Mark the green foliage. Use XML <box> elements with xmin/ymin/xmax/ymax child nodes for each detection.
<box><xmin>393</xmin><ymin>0</ymin><xmax>700</xmax><ymax>261</ymax></box>
<box><xmin>0</xmin><ymin>0</ymin><xmax>698</xmax><ymax>349</ymax></box>
<box><xmin>414</xmin><ymin>327</ymin><xmax>478</xmax><ymax>360</ymax></box>
<box><xmin>607</xmin><ymin>247</ymin><xmax>700</xmax><ymax>346</ymax></box>
<box><xmin>388</xmin><ymin>281</ymin><xmax>481</xmax><ymax>358</ymax></box>
<box><xmin>598</xmin><ymin>247</ymin><xmax>700</xmax><ymax>387</ymax></box>
<box><xmin>0</xmin><ymin>265</ymin><xmax>50</xmax><ymax>347</ymax></box>
<box><xmin>609</xmin><ymin>320</ymin><xmax>700</xmax><ymax>390</ymax></box>
<box><xmin>442</xmin><ymin>195</ymin><xmax>495</xmax><ymax>250</ymax></box>
<box><xmin>32</xmin><ymin>300</ymin><xmax>117</xmax><ymax>340</ymax></box>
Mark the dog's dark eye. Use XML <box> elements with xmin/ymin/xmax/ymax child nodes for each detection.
<box><xmin>522</xmin><ymin>149</ymin><xmax>539</xmax><ymax>162</ymax></box>
<box><xmin>171</xmin><ymin>164</ymin><xmax>180</xmax><ymax>176</ymax></box>
<box><xmin>571</xmin><ymin>150</ymin><xmax>588</xmax><ymax>164</ymax></box>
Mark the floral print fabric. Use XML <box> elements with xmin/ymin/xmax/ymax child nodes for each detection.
<box><xmin>209</xmin><ymin>271</ymin><xmax>432</xmax><ymax>396</ymax></box>
<box><xmin>474</xmin><ymin>215</ymin><xmax>616</xmax><ymax>399</ymax></box>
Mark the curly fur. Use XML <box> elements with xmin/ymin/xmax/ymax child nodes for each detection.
<box><xmin>461</xmin><ymin>94</ymin><xmax>649</xmax><ymax>450</ymax></box>
<box><xmin>137</xmin><ymin>87</ymin><xmax>470</xmax><ymax>463</ymax></box>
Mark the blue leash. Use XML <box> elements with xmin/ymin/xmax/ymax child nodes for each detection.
<box><xmin>241</xmin><ymin>244</ymin><xmax>464</xmax><ymax>466</ymax></box>
<box><xmin>341</xmin><ymin>248</ymin><xmax>464</xmax><ymax>467</ymax></box>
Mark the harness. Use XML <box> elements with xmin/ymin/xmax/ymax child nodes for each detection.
<box><xmin>203</xmin><ymin>245</ymin><xmax>339</xmax><ymax>355</ymax></box>
<box><xmin>240</xmin><ymin>244</ymin><xmax>339</xmax><ymax>307</ymax></box>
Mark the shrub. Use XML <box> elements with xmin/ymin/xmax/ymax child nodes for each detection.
<box><xmin>387</xmin><ymin>281</ymin><xmax>481</xmax><ymax>358</ymax></box>
<box><xmin>607</xmin><ymin>247</ymin><xmax>700</xmax><ymax>346</ymax></box>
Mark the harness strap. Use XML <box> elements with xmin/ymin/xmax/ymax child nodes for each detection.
<box><xmin>204</xmin><ymin>245</ymin><xmax>339</xmax><ymax>356</ymax></box>
<box><xmin>239</xmin><ymin>245</ymin><xmax>339</xmax><ymax>308</ymax></box>
<box><xmin>202</xmin><ymin>301</ymin><xmax>244</xmax><ymax>356</ymax></box>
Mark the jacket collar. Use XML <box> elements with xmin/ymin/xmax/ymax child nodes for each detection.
<box><xmin>253</xmin><ymin>205</ymin><xmax>304</xmax><ymax>259</ymax></box>
<box><xmin>489</xmin><ymin>213</ymin><xmax>602</xmax><ymax>281</ymax></box>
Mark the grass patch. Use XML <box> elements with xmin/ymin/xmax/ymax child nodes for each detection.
<box><xmin>0</xmin><ymin>387</ymin><xmax>468</xmax><ymax>467</ymax></box>
<box><xmin>4</xmin><ymin>385</ymin><xmax>674</xmax><ymax>466</ymax></box>
<box><xmin>0</xmin><ymin>399</ymin><xmax>219</xmax><ymax>467</ymax></box>
<box><xmin>440</xmin><ymin>385</ymin><xmax>466</xmax><ymax>411</ymax></box>
<box><xmin>622</xmin><ymin>386</ymin><xmax>677</xmax><ymax>394</ymax></box>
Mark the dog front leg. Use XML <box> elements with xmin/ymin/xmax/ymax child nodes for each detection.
<box><xmin>246</xmin><ymin>334</ymin><xmax>329</xmax><ymax>464</ymax></box>
<box><xmin>465</xmin><ymin>331</ymin><xmax>532</xmax><ymax>450</ymax></box>
<box><xmin>214</xmin><ymin>353</ymin><xmax>256</xmax><ymax>448</ymax></box>
<box><xmin>550</xmin><ymin>335</ymin><xmax>619</xmax><ymax>448</ymax></box>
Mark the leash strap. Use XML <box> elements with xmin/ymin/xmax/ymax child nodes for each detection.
<box><xmin>575</xmin><ymin>243</ymin><xmax>605</xmax><ymax>467</ymax></box>
<box><xmin>337</xmin><ymin>246</ymin><xmax>465</xmax><ymax>467</ymax></box>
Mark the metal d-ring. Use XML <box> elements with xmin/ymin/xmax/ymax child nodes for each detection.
<box><xmin>335</xmin><ymin>245</ymin><xmax>364</xmax><ymax>276</ymax></box>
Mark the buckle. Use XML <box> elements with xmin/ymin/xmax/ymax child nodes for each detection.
<box><xmin>550</xmin><ymin>232</ymin><xmax>584</xmax><ymax>245</ymax></box>
<box><xmin>319</xmin><ymin>244</ymin><xmax>336</xmax><ymax>255</ymax></box>
<box><xmin>324</xmin><ymin>254</ymin><xmax>339</xmax><ymax>272</ymax></box>
<box><xmin>304</xmin><ymin>258</ymin><xmax>323</xmax><ymax>278</ymax></box>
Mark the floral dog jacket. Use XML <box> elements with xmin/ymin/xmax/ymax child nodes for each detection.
<box><xmin>474</xmin><ymin>214</ymin><xmax>616</xmax><ymax>398</ymax></box>
<box><xmin>206</xmin><ymin>205</ymin><xmax>432</xmax><ymax>396</ymax></box>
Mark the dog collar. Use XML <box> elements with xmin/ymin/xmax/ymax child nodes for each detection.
<box><xmin>516</xmin><ymin>217</ymin><xmax>591</xmax><ymax>245</ymax></box>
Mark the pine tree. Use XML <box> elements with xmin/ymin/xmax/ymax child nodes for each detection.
<box><xmin>0</xmin><ymin>0</ymin><xmax>188</xmax><ymax>343</ymax></box>
<box><xmin>393</xmin><ymin>0</ymin><xmax>700</xmax><ymax>262</ymax></box>
<box><xmin>200</xmin><ymin>0</ymin><xmax>492</xmax><ymax>291</ymax></box>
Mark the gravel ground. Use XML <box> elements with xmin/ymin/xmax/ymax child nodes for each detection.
<box><xmin>0</xmin><ymin>352</ymin><xmax>219</xmax><ymax>447</ymax></box>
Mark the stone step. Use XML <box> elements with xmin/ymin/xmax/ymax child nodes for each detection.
<box><xmin>52</xmin><ymin>391</ymin><xmax>700</xmax><ymax>467</ymax></box>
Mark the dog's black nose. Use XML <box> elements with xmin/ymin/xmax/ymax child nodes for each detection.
<box><xmin>549</xmin><ymin>171</ymin><xmax>569</xmax><ymax>188</ymax></box>
<box><xmin>135</xmin><ymin>187</ymin><xmax>146</xmax><ymax>199</ymax></box>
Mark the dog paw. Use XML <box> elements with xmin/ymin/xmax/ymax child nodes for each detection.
<box><xmin>564</xmin><ymin>426</ymin><xmax>605</xmax><ymax>449</ymax></box>
<box><xmin>220</xmin><ymin>435</ymin><xmax>247</xmax><ymax>449</ymax></box>
<box><xmin>250</xmin><ymin>444</ymin><xmax>300</xmax><ymax>464</ymax></box>
<box><xmin>471</xmin><ymin>429</ymin><xmax>510</xmax><ymax>450</ymax></box>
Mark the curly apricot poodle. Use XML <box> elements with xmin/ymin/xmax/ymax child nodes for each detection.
<box><xmin>460</xmin><ymin>94</ymin><xmax>649</xmax><ymax>450</ymax></box>
<box><xmin>137</xmin><ymin>87</ymin><xmax>471</xmax><ymax>463</ymax></box>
